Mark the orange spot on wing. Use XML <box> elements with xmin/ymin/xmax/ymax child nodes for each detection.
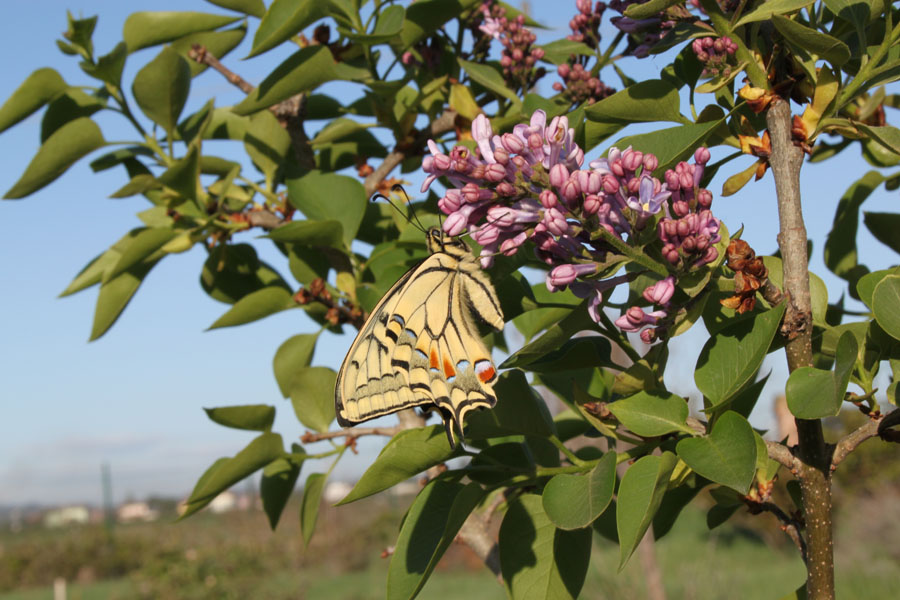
<box><xmin>429</xmin><ymin>349</ymin><xmax>439</xmax><ymax>370</ymax></box>
<box><xmin>478</xmin><ymin>366</ymin><xmax>496</xmax><ymax>383</ymax></box>
<box><xmin>443</xmin><ymin>358</ymin><xmax>456</xmax><ymax>378</ymax></box>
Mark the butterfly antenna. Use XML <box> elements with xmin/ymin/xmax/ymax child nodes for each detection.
<box><xmin>371</xmin><ymin>187</ymin><xmax>426</xmax><ymax>234</ymax></box>
<box><xmin>390</xmin><ymin>184</ymin><xmax>429</xmax><ymax>233</ymax></box>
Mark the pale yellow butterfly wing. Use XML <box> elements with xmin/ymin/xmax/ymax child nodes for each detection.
<box><xmin>335</xmin><ymin>230</ymin><xmax>504</xmax><ymax>445</ymax></box>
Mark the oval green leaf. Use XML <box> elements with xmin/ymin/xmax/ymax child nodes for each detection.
<box><xmin>676</xmin><ymin>411</ymin><xmax>756</xmax><ymax>493</ymax></box>
<box><xmin>233</xmin><ymin>46</ymin><xmax>337</xmax><ymax>115</ymax></box>
<box><xmin>300</xmin><ymin>471</ymin><xmax>326</xmax><ymax>546</ymax></box>
<box><xmin>337</xmin><ymin>426</ymin><xmax>459</xmax><ymax>505</ymax></box>
<box><xmin>203</xmin><ymin>404</ymin><xmax>276</xmax><ymax>431</ymax></box>
<box><xmin>286</xmin><ymin>170</ymin><xmax>366</xmax><ymax>245</ymax></box>
<box><xmin>289</xmin><ymin>366</ymin><xmax>336</xmax><ymax>433</ymax></box>
<box><xmin>208</xmin><ymin>286</ymin><xmax>295</xmax><ymax>329</ymax></box>
<box><xmin>206</xmin><ymin>0</ymin><xmax>265</xmax><ymax>18</ymax></box>
<box><xmin>123</xmin><ymin>11</ymin><xmax>241</xmax><ymax>52</ymax></box>
<box><xmin>4</xmin><ymin>117</ymin><xmax>105</xmax><ymax>199</ymax></box>
<box><xmin>542</xmin><ymin>451</ymin><xmax>616</xmax><ymax>530</ymax></box>
<box><xmin>387</xmin><ymin>481</ymin><xmax>484</xmax><ymax>600</ymax></box>
<box><xmin>500</xmin><ymin>494</ymin><xmax>592</xmax><ymax>600</ymax></box>
<box><xmin>249</xmin><ymin>0</ymin><xmax>329</xmax><ymax>58</ymax></box>
<box><xmin>0</xmin><ymin>68</ymin><xmax>67</xmax><ymax>134</ymax></box>
<box><xmin>90</xmin><ymin>257</ymin><xmax>160</xmax><ymax>341</ymax></box>
<box><xmin>132</xmin><ymin>46</ymin><xmax>191</xmax><ymax>132</ymax></box>
<box><xmin>585</xmin><ymin>79</ymin><xmax>686</xmax><ymax>125</ymax></box>
<box><xmin>272</xmin><ymin>333</ymin><xmax>319</xmax><ymax>397</ymax></box>
<box><xmin>608</xmin><ymin>391</ymin><xmax>693</xmax><ymax>437</ymax></box>
<box><xmin>872</xmin><ymin>275</ymin><xmax>900</xmax><ymax>341</ymax></box>
<box><xmin>616</xmin><ymin>452</ymin><xmax>677</xmax><ymax>569</ymax></box>
<box><xmin>266</xmin><ymin>219</ymin><xmax>344</xmax><ymax>248</ymax></box>
<box><xmin>260</xmin><ymin>454</ymin><xmax>302</xmax><ymax>530</ymax></box>
<box><xmin>694</xmin><ymin>302</ymin><xmax>786</xmax><ymax>406</ymax></box>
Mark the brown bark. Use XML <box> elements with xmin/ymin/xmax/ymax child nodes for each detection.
<box><xmin>767</xmin><ymin>99</ymin><xmax>834</xmax><ymax>600</ymax></box>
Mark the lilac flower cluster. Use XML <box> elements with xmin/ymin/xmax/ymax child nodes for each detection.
<box><xmin>553</xmin><ymin>61</ymin><xmax>614</xmax><ymax>106</ymax></box>
<box><xmin>476</xmin><ymin>4</ymin><xmax>546</xmax><ymax>92</ymax></box>
<box><xmin>420</xmin><ymin>110</ymin><xmax>721</xmax><ymax>339</ymax></box>
<box><xmin>567</xmin><ymin>0</ymin><xmax>607</xmax><ymax>49</ymax></box>
<box><xmin>691</xmin><ymin>36</ymin><xmax>738</xmax><ymax>78</ymax></box>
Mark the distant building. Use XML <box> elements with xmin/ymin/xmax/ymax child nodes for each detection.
<box><xmin>323</xmin><ymin>481</ymin><xmax>353</xmax><ymax>503</ymax></box>
<box><xmin>117</xmin><ymin>501</ymin><xmax>159</xmax><ymax>523</ymax></box>
<box><xmin>208</xmin><ymin>491</ymin><xmax>237</xmax><ymax>514</ymax></box>
<box><xmin>43</xmin><ymin>506</ymin><xmax>90</xmax><ymax>528</ymax></box>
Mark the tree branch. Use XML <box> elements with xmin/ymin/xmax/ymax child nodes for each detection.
<box><xmin>768</xmin><ymin>98</ymin><xmax>834</xmax><ymax>600</ymax></box>
<box><xmin>766</xmin><ymin>440</ymin><xmax>800</xmax><ymax>472</ymax></box>
<box><xmin>301</xmin><ymin>426</ymin><xmax>402</xmax><ymax>444</ymax></box>
<box><xmin>363</xmin><ymin>111</ymin><xmax>458</xmax><ymax>197</ymax></box>
<box><xmin>188</xmin><ymin>44</ymin><xmax>254</xmax><ymax>93</ymax></box>
<box><xmin>831</xmin><ymin>408</ymin><xmax>900</xmax><ymax>471</ymax></box>
<box><xmin>758</xmin><ymin>501</ymin><xmax>808</xmax><ymax>564</ymax></box>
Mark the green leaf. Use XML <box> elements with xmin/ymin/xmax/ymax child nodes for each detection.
<box><xmin>863</xmin><ymin>212</ymin><xmax>900</xmax><ymax>256</ymax></box>
<box><xmin>260</xmin><ymin>455</ymin><xmax>302</xmax><ymax>530</ymax></box>
<box><xmin>203</xmin><ymin>404</ymin><xmax>276</xmax><ymax>431</ymax></box>
<box><xmin>338</xmin><ymin>426</ymin><xmax>459</xmax><ymax>504</ymax></box>
<box><xmin>132</xmin><ymin>46</ymin><xmax>191</xmax><ymax>132</ymax></box>
<box><xmin>613</xmin><ymin>120</ymin><xmax>723</xmax><ymax>174</ymax></box>
<box><xmin>465</xmin><ymin>371</ymin><xmax>556</xmax><ymax>440</ymax></box>
<box><xmin>348</xmin><ymin>4</ymin><xmax>405</xmax><ymax>44</ymax></box>
<box><xmin>458</xmin><ymin>58</ymin><xmax>519</xmax><ymax>103</ymax></box>
<box><xmin>243</xmin><ymin>110</ymin><xmax>292</xmax><ymax>182</ymax></box>
<box><xmin>0</xmin><ymin>68</ymin><xmax>67</xmax><ymax>135</ymax></box>
<box><xmin>824</xmin><ymin>171</ymin><xmax>883</xmax><ymax>284</ymax></box>
<box><xmin>624</xmin><ymin>0</ymin><xmax>684</xmax><ymax>19</ymax></box>
<box><xmin>208</xmin><ymin>286</ymin><xmax>295</xmax><ymax>329</ymax></box>
<box><xmin>772</xmin><ymin>15</ymin><xmax>850</xmax><ymax>66</ymax></box>
<box><xmin>60</xmin><ymin>251</ymin><xmax>117</xmax><ymax>297</ymax></box>
<box><xmin>608</xmin><ymin>391</ymin><xmax>693</xmax><ymax>437</ymax></box>
<box><xmin>396</xmin><ymin>0</ymin><xmax>478</xmax><ymax>50</ymax></box>
<box><xmin>81</xmin><ymin>42</ymin><xmax>128</xmax><ymax>87</ymax></box>
<box><xmin>616</xmin><ymin>452</ymin><xmax>677</xmax><ymax>569</ymax></box>
<box><xmin>786</xmin><ymin>331</ymin><xmax>858</xmax><ymax>418</ymax></box>
<box><xmin>734</xmin><ymin>0</ymin><xmax>814</xmax><ymax>26</ymax></box>
<box><xmin>105</xmin><ymin>227</ymin><xmax>176</xmax><ymax>281</ymax></box>
<box><xmin>4</xmin><ymin>117</ymin><xmax>105</xmax><ymax>199</ymax></box>
<box><xmin>123</xmin><ymin>11</ymin><xmax>241</xmax><ymax>52</ymax></box>
<box><xmin>585</xmin><ymin>80</ymin><xmax>687</xmax><ymax>125</ymax></box>
<box><xmin>542</xmin><ymin>451</ymin><xmax>616</xmax><ymax>530</ymax></box>
<box><xmin>695</xmin><ymin>302</ymin><xmax>786</xmax><ymax>406</ymax></box>
<box><xmin>206</xmin><ymin>0</ymin><xmax>266</xmax><ymax>18</ymax></box>
<box><xmin>676</xmin><ymin>411</ymin><xmax>756</xmax><ymax>493</ymax></box>
<box><xmin>40</xmin><ymin>89</ymin><xmax>105</xmax><ymax>143</ymax></box>
<box><xmin>500</xmin><ymin>494</ymin><xmax>592</xmax><ymax>600</ymax></box>
<box><xmin>387</xmin><ymin>481</ymin><xmax>484</xmax><ymax>600</ymax></box>
<box><xmin>537</xmin><ymin>39</ymin><xmax>594</xmax><ymax>65</ymax></box>
<box><xmin>502</xmin><ymin>301</ymin><xmax>596</xmax><ymax>368</ymax></box>
<box><xmin>300</xmin><ymin>472</ymin><xmax>326</xmax><ymax>546</ymax></box>
<box><xmin>90</xmin><ymin>258</ymin><xmax>160</xmax><ymax>341</ymax></box>
<box><xmin>273</xmin><ymin>333</ymin><xmax>320</xmax><ymax>397</ymax></box>
<box><xmin>289</xmin><ymin>366</ymin><xmax>336</xmax><ymax>433</ymax></box>
<box><xmin>872</xmin><ymin>275</ymin><xmax>900</xmax><ymax>341</ymax></box>
<box><xmin>265</xmin><ymin>220</ymin><xmax>344</xmax><ymax>248</ymax></box>
<box><xmin>249</xmin><ymin>0</ymin><xmax>329</xmax><ymax>58</ymax></box>
<box><xmin>182</xmin><ymin>432</ymin><xmax>284</xmax><ymax>518</ymax></box>
<box><xmin>519</xmin><ymin>337</ymin><xmax>614</xmax><ymax>373</ymax></box>
<box><xmin>171</xmin><ymin>24</ymin><xmax>247</xmax><ymax>77</ymax></box>
<box><xmin>233</xmin><ymin>46</ymin><xmax>336</xmax><ymax>115</ymax></box>
<box><xmin>857</xmin><ymin>124</ymin><xmax>900</xmax><ymax>157</ymax></box>
<box><xmin>286</xmin><ymin>170</ymin><xmax>366</xmax><ymax>245</ymax></box>
<box><xmin>200</xmin><ymin>243</ymin><xmax>290</xmax><ymax>304</ymax></box>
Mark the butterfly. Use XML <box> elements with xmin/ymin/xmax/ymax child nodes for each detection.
<box><xmin>335</xmin><ymin>226</ymin><xmax>504</xmax><ymax>447</ymax></box>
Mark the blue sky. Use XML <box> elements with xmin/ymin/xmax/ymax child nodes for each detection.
<box><xmin>1</xmin><ymin>1</ymin><xmax>897</xmax><ymax>506</ymax></box>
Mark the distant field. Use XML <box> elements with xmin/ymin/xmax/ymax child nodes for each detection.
<box><xmin>2</xmin><ymin>487</ymin><xmax>897</xmax><ymax>599</ymax></box>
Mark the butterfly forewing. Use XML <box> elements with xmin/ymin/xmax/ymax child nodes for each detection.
<box><xmin>335</xmin><ymin>232</ymin><xmax>504</xmax><ymax>445</ymax></box>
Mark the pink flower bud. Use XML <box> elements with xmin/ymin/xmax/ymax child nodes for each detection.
<box><xmin>484</xmin><ymin>163</ymin><xmax>507</xmax><ymax>182</ymax></box>
<box><xmin>642</xmin><ymin>276</ymin><xmax>675</xmax><ymax>305</ymax></box>
<box><xmin>540</xmin><ymin>189</ymin><xmax>559</xmax><ymax>209</ymax></box>
<box><xmin>549</xmin><ymin>163</ymin><xmax>569</xmax><ymax>188</ymax></box>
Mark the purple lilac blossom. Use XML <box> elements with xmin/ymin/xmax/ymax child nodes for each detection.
<box><xmin>420</xmin><ymin>110</ymin><xmax>721</xmax><ymax>340</ymax></box>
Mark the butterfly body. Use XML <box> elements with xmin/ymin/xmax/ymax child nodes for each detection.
<box><xmin>335</xmin><ymin>228</ymin><xmax>504</xmax><ymax>445</ymax></box>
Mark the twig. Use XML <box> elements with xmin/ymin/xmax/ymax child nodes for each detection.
<box><xmin>766</xmin><ymin>440</ymin><xmax>800</xmax><ymax>472</ymax></box>
<box><xmin>301</xmin><ymin>426</ymin><xmax>402</xmax><ymax>444</ymax></box>
<box><xmin>831</xmin><ymin>409</ymin><xmax>900</xmax><ymax>471</ymax></box>
<box><xmin>189</xmin><ymin>44</ymin><xmax>254</xmax><ymax>93</ymax></box>
<box><xmin>363</xmin><ymin>111</ymin><xmax>458</xmax><ymax>197</ymax></box>
<box><xmin>758</xmin><ymin>501</ymin><xmax>808</xmax><ymax>564</ymax></box>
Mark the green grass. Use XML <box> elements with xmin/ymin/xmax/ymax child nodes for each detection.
<box><xmin>2</xmin><ymin>489</ymin><xmax>898</xmax><ymax>599</ymax></box>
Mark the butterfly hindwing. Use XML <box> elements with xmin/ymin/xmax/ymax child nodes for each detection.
<box><xmin>335</xmin><ymin>230</ymin><xmax>504</xmax><ymax>446</ymax></box>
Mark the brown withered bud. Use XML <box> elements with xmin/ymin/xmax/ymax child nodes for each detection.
<box><xmin>356</xmin><ymin>160</ymin><xmax>374</xmax><ymax>177</ymax></box>
<box><xmin>308</xmin><ymin>278</ymin><xmax>326</xmax><ymax>297</ymax></box>
<box><xmin>325</xmin><ymin>307</ymin><xmax>341</xmax><ymax>325</ymax></box>
<box><xmin>313</xmin><ymin>24</ymin><xmax>330</xmax><ymax>46</ymax></box>
<box><xmin>582</xmin><ymin>401</ymin><xmax>611</xmax><ymax>419</ymax></box>
<box><xmin>294</xmin><ymin>289</ymin><xmax>313</xmax><ymax>305</ymax></box>
<box><xmin>721</xmin><ymin>239</ymin><xmax>769</xmax><ymax>314</ymax></box>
